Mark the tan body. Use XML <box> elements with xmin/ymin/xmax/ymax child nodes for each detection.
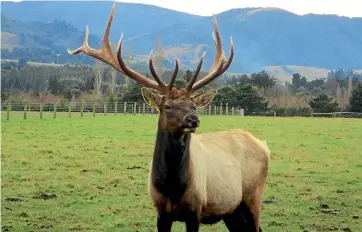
<box><xmin>148</xmin><ymin>129</ymin><xmax>270</xmax><ymax>226</ymax></box>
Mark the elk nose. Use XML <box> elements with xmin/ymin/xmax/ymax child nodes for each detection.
<box><xmin>185</xmin><ymin>115</ymin><xmax>200</xmax><ymax>128</ymax></box>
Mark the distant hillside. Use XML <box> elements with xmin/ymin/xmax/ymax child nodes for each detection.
<box><xmin>2</xmin><ymin>1</ymin><xmax>362</xmax><ymax>75</ymax></box>
<box><xmin>1</xmin><ymin>14</ymin><xmax>100</xmax><ymax>64</ymax></box>
<box><xmin>0</xmin><ymin>14</ymin><xmax>174</xmax><ymax>69</ymax></box>
<box><xmin>0</xmin><ymin>1</ymin><xmax>200</xmax><ymax>42</ymax></box>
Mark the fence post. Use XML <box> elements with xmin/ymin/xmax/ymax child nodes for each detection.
<box><xmin>226</xmin><ymin>103</ymin><xmax>229</xmax><ymax>115</ymax></box>
<box><xmin>231</xmin><ymin>107</ymin><xmax>235</xmax><ymax>115</ymax></box>
<box><xmin>208</xmin><ymin>105</ymin><xmax>211</xmax><ymax>115</ymax></box>
<box><xmin>114</xmin><ymin>101</ymin><xmax>118</xmax><ymax>115</ymax></box>
<box><xmin>240</xmin><ymin>109</ymin><xmax>245</xmax><ymax>116</ymax></box>
<box><xmin>68</xmin><ymin>103</ymin><xmax>72</xmax><ymax>118</ymax></box>
<box><xmin>24</xmin><ymin>103</ymin><xmax>27</xmax><ymax>120</ymax></box>
<box><xmin>93</xmin><ymin>102</ymin><xmax>96</xmax><ymax>117</ymax></box>
<box><xmin>40</xmin><ymin>103</ymin><xmax>43</xmax><ymax>119</ymax></box>
<box><xmin>81</xmin><ymin>102</ymin><xmax>84</xmax><ymax>117</ymax></box>
<box><xmin>134</xmin><ymin>102</ymin><xmax>137</xmax><ymax>115</ymax></box>
<box><xmin>311</xmin><ymin>110</ymin><xmax>313</xmax><ymax>117</ymax></box>
<box><xmin>124</xmin><ymin>102</ymin><xmax>127</xmax><ymax>114</ymax></box>
<box><xmin>220</xmin><ymin>103</ymin><xmax>223</xmax><ymax>115</ymax></box>
<box><xmin>6</xmin><ymin>103</ymin><xmax>11</xmax><ymax>120</ymax></box>
<box><xmin>214</xmin><ymin>106</ymin><xmax>217</xmax><ymax>115</ymax></box>
<box><xmin>104</xmin><ymin>101</ymin><xmax>107</xmax><ymax>116</ymax></box>
<box><xmin>53</xmin><ymin>104</ymin><xmax>57</xmax><ymax>118</ymax></box>
<box><xmin>142</xmin><ymin>103</ymin><xmax>145</xmax><ymax>115</ymax></box>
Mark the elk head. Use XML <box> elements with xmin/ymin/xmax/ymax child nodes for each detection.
<box><xmin>67</xmin><ymin>1</ymin><xmax>234</xmax><ymax>137</ymax></box>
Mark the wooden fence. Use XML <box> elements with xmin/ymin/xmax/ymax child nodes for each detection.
<box><xmin>2</xmin><ymin>102</ymin><xmax>244</xmax><ymax>120</ymax></box>
<box><xmin>3</xmin><ymin>102</ymin><xmax>361</xmax><ymax>120</ymax></box>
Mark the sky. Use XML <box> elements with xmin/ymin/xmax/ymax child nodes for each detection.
<box><xmin>115</xmin><ymin>0</ymin><xmax>362</xmax><ymax>18</ymax></box>
<box><xmin>1</xmin><ymin>0</ymin><xmax>361</xmax><ymax>18</ymax></box>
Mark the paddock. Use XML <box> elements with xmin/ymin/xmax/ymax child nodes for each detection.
<box><xmin>2</xmin><ymin>115</ymin><xmax>361</xmax><ymax>231</ymax></box>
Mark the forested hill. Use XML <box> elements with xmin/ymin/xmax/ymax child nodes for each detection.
<box><xmin>2</xmin><ymin>1</ymin><xmax>362</xmax><ymax>73</ymax></box>
<box><xmin>1</xmin><ymin>14</ymin><xmax>100</xmax><ymax>65</ymax></box>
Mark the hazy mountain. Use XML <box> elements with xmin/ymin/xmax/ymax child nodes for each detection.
<box><xmin>2</xmin><ymin>1</ymin><xmax>362</xmax><ymax>74</ymax></box>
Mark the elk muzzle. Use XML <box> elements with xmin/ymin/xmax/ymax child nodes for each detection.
<box><xmin>182</xmin><ymin>114</ymin><xmax>200</xmax><ymax>133</ymax></box>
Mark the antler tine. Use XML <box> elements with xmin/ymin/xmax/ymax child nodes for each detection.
<box><xmin>167</xmin><ymin>59</ymin><xmax>179</xmax><ymax>91</ymax></box>
<box><xmin>186</xmin><ymin>52</ymin><xmax>206</xmax><ymax>92</ymax></box>
<box><xmin>147</xmin><ymin>50</ymin><xmax>180</xmax><ymax>92</ymax></box>
<box><xmin>67</xmin><ymin>1</ymin><xmax>124</xmax><ymax>74</ymax></box>
<box><xmin>148</xmin><ymin>50</ymin><xmax>167</xmax><ymax>88</ymax></box>
<box><xmin>69</xmin><ymin>1</ymin><xmax>163</xmax><ymax>91</ymax></box>
<box><xmin>116</xmin><ymin>34</ymin><xmax>163</xmax><ymax>91</ymax></box>
<box><xmin>188</xmin><ymin>14</ymin><xmax>230</xmax><ymax>93</ymax></box>
<box><xmin>217</xmin><ymin>37</ymin><xmax>234</xmax><ymax>76</ymax></box>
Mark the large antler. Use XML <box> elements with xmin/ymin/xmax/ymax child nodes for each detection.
<box><xmin>67</xmin><ymin>1</ymin><xmax>175</xmax><ymax>93</ymax></box>
<box><xmin>185</xmin><ymin>15</ymin><xmax>234</xmax><ymax>94</ymax></box>
<box><xmin>68</xmin><ymin>1</ymin><xmax>234</xmax><ymax>95</ymax></box>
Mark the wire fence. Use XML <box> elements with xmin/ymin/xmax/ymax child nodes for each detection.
<box><xmin>312</xmin><ymin>112</ymin><xmax>362</xmax><ymax>118</ymax></box>
<box><xmin>1</xmin><ymin>102</ymin><xmax>245</xmax><ymax>120</ymax></box>
<box><xmin>2</xmin><ymin>102</ymin><xmax>362</xmax><ymax>120</ymax></box>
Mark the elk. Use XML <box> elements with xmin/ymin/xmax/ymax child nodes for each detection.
<box><xmin>68</xmin><ymin>2</ymin><xmax>270</xmax><ymax>231</ymax></box>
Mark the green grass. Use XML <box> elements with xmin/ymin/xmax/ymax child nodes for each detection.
<box><xmin>2</xmin><ymin>115</ymin><xmax>362</xmax><ymax>232</ymax></box>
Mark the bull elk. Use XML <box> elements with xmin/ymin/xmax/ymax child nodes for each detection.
<box><xmin>68</xmin><ymin>1</ymin><xmax>270</xmax><ymax>231</ymax></box>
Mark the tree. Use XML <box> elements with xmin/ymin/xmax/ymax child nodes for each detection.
<box><xmin>174</xmin><ymin>78</ymin><xmax>187</xmax><ymax>89</ymax></box>
<box><xmin>183</xmin><ymin>69</ymin><xmax>193</xmax><ymax>82</ymax></box>
<box><xmin>213</xmin><ymin>84</ymin><xmax>268</xmax><ymax>114</ymax></box>
<box><xmin>213</xmin><ymin>85</ymin><xmax>238</xmax><ymax>107</ymax></box>
<box><xmin>110</xmin><ymin>43</ymin><xmax>118</xmax><ymax>95</ymax></box>
<box><xmin>238</xmin><ymin>74</ymin><xmax>252</xmax><ymax>85</ymax></box>
<box><xmin>306</xmin><ymin>78</ymin><xmax>325</xmax><ymax>91</ymax></box>
<box><xmin>292</xmin><ymin>73</ymin><xmax>307</xmax><ymax>89</ymax></box>
<box><xmin>121</xmin><ymin>82</ymin><xmax>143</xmax><ymax>102</ymax></box>
<box><xmin>48</xmin><ymin>74</ymin><xmax>60</xmax><ymax>95</ymax></box>
<box><xmin>118</xmin><ymin>44</ymin><xmax>135</xmax><ymax>91</ymax></box>
<box><xmin>250</xmin><ymin>70</ymin><xmax>276</xmax><ymax>89</ymax></box>
<box><xmin>154</xmin><ymin>36</ymin><xmax>164</xmax><ymax>79</ymax></box>
<box><xmin>309</xmin><ymin>93</ymin><xmax>340</xmax><ymax>113</ymax></box>
<box><xmin>92</xmin><ymin>60</ymin><xmax>104</xmax><ymax>101</ymax></box>
<box><xmin>234</xmin><ymin>85</ymin><xmax>269</xmax><ymax>114</ymax></box>
<box><xmin>349</xmin><ymin>84</ymin><xmax>362</xmax><ymax>112</ymax></box>
<box><xmin>1</xmin><ymin>92</ymin><xmax>9</xmax><ymax>102</ymax></box>
<box><xmin>85</xmin><ymin>74</ymin><xmax>95</xmax><ymax>92</ymax></box>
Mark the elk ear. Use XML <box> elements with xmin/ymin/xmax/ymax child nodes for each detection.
<box><xmin>191</xmin><ymin>89</ymin><xmax>217</xmax><ymax>107</ymax></box>
<box><xmin>141</xmin><ymin>87</ymin><xmax>163</xmax><ymax>109</ymax></box>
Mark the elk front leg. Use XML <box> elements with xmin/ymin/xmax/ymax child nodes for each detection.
<box><xmin>185</xmin><ymin>212</ymin><xmax>200</xmax><ymax>232</ymax></box>
<box><xmin>157</xmin><ymin>212</ymin><xmax>173</xmax><ymax>232</ymax></box>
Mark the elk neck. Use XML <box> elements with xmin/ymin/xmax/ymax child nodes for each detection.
<box><xmin>151</xmin><ymin>119</ymin><xmax>191</xmax><ymax>204</ymax></box>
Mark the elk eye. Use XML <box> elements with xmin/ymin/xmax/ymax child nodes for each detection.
<box><xmin>164</xmin><ymin>105</ymin><xmax>171</xmax><ymax>110</ymax></box>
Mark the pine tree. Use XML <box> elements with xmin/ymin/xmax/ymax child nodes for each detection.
<box><xmin>349</xmin><ymin>84</ymin><xmax>362</xmax><ymax>112</ymax></box>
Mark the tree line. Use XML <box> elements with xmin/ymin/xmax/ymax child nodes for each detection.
<box><xmin>2</xmin><ymin>59</ymin><xmax>362</xmax><ymax>115</ymax></box>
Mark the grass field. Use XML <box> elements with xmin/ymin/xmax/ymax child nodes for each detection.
<box><xmin>2</xmin><ymin>115</ymin><xmax>362</xmax><ymax>232</ymax></box>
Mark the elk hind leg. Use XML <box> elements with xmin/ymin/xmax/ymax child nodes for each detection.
<box><xmin>223</xmin><ymin>202</ymin><xmax>256</xmax><ymax>232</ymax></box>
<box><xmin>243</xmin><ymin>185</ymin><xmax>264</xmax><ymax>232</ymax></box>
